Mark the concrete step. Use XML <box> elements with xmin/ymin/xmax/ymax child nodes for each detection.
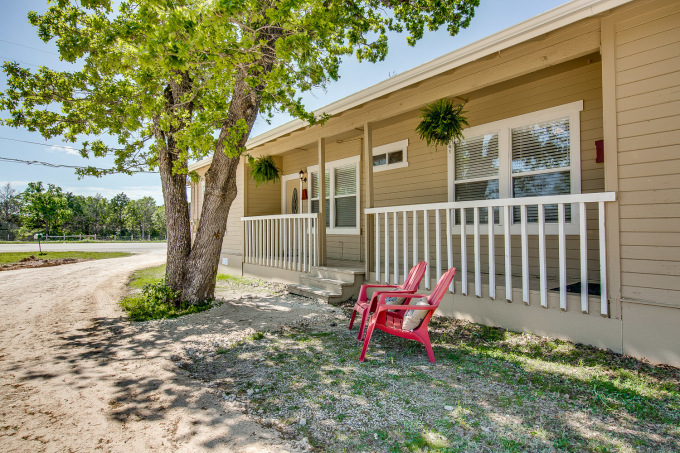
<box><xmin>287</xmin><ymin>283</ymin><xmax>345</xmax><ymax>304</ymax></box>
<box><xmin>310</xmin><ymin>266</ymin><xmax>364</xmax><ymax>283</ymax></box>
<box><xmin>299</xmin><ymin>275</ymin><xmax>352</xmax><ymax>293</ymax></box>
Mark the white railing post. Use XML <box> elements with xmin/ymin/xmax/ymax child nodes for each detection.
<box><xmin>435</xmin><ymin>209</ymin><xmax>442</xmax><ymax>283</ymax></box>
<box><xmin>413</xmin><ymin>211</ymin><xmax>418</xmax><ymax>268</ymax></box>
<box><xmin>558</xmin><ymin>203</ymin><xmax>567</xmax><ymax>311</ymax></box>
<box><xmin>503</xmin><ymin>205</ymin><xmax>512</xmax><ymax>302</ymax></box>
<box><xmin>403</xmin><ymin>211</ymin><xmax>408</xmax><ymax>280</ymax></box>
<box><xmin>488</xmin><ymin>206</ymin><xmax>495</xmax><ymax>300</ymax></box>
<box><xmin>384</xmin><ymin>212</ymin><xmax>390</xmax><ymax>284</ymax></box>
<box><xmin>460</xmin><ymin>208</ymin><xmax>467</xmax><ymax>295</ymax></box>
<box><xmin>521</xmin><ymin>205</ymin><xmax>529</xmax><ymax>305</ymax></box>
<box><xmin>599</xmin><ymin>202</ymin><xmax>608</xmax><ymax>317</ymax></box>
<box><xmin>375</xmin><ymin>213</ymin><xmax>380</xmax><ymax>283</ymax></box>
<box><xmin>474</xmin><ymin>207</ymin><xmax>481</xmax><ymax>297</ymax></box>
<box><xmin>446</xmin><ymin>208</ymin><xmax>453</xmax><ymax>293</ymax></box>
<box><xmin>538</xmin><ymin>204</ymin><xmax>547</xmax><ymax>308</ymax></box>
<box><xmin>580</xmin><ymin>202</ymin><xmax>589</xmax><ymax>313</ymax></box>
<box><xmin>393</xmin><ymin>210</ymin><xmax>399</xmax><ymax>284</ymax></box>
<box><xmin>423</xmin><ymin>210</ymin><xmax>430</xmax><ymax>290</ymax></box>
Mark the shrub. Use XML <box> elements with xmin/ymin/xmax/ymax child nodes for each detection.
<box><xmin>120</xmin><ymin>280</ymin><xmax>211</xmax><ymax>321</ymax></box>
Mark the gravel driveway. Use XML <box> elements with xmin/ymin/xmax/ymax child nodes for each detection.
<box><xmin>0</xmin><ymin>244</ymin><xmax>302</xmax><ymax>452</ymax></box>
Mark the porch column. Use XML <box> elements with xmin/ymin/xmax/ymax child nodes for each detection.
<box><xmin>363</xmin><ymin>122</ymin><xmax>374</xmax><ymax>277</ymax></box>
<box><xmin>318</xmin><ymin>137</ymin><xmax>327</xmax><ymax>266</ymax></box>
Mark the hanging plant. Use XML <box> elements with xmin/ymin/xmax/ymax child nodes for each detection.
<box><xmin>415</xmin><ymin>98</ymin><xmax>469</xmax><ymax>150</ymax></box>
<box><xmin>247</xmin><ymin>155</ymin><xmax>281</xmax><ymax>186</ymax></box>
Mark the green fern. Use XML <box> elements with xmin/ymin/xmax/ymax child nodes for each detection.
<box><xmin>248</xmin><ymin>155</ymin><xmax>281</xmax><ymax>186</ymax></box>
<box><xmin>415</xmin><ymin>98</ymin><xmax>469</xmax><ymax>150</ymax></box>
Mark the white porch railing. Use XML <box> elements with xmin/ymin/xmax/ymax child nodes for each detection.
<box><xmin>365</xmin><ymin>192</ymin><xmax>616</xmax><ymax>316</ymax></box>
<box><xmin>241</xmin><ymin>213</ymin><xmax>320</xmax><ymax>273</ymax></box>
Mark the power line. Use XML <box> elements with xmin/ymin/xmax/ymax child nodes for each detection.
<box><xmin>0</xmin><ymin>39</ymin><xmax>60</xmax><ymax>56</ymax></box>
<box><xmin>0</xmin><ymin>55</ymin><xmax>40</xmax><ymax>68</ymax></box>
<box><xmin>0</xmin><ymin>155</ymin><xmax>106</xmax><ymax>170</ymax></box>
<box><xmin>0</xmin><ymin>155</ymin><xmax>158</xmax><ymax>173</ymax></box>
<box><xmin>0</xmin><ymin>136</ymin><xmax>81</xmax><ymax>152</ymax></box>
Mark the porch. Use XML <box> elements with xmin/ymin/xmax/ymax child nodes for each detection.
<box><xmin>242</xmin><ymin>191</ymin><xmax>616</xmax><ymax>317</ymax></box>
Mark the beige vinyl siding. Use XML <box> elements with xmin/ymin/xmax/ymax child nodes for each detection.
<box><xmin>249</xmin><ymin>17</ymin><xmax>602</xmax><ymax>157</ymax></box>
<box><xmin>221</xmin><ymin>157</ymin><xmax>245</xmax><ymax>255</ymax></box>
<box><xmin>614</xmin><ymin>0</ymin><xmax>680</xmax><ymax>307</ymax></box>
<box><xmin>370</xmin><ymin>54</ymin><xmax>605</xmax><ymax>306</ymax></box>
<box><xmin>246</xmin><ymin>156</ymin><xmax>282</xmax><ymax>217</ymax></box>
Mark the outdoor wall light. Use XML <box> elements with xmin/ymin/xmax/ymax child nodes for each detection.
<box><xmin>299</xmin><ymin>169</ymin><xmax>307</xmax><ymax>183</ymax></box>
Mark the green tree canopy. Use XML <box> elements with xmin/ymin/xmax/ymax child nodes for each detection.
<box><xmin>1</xmin><ymin>0</ymin><xmax>480</xmax><ymax>303</ymax></box>
<box><xmin>21</xmin><ymin>182</ymin><xmax>71</xmax><ymax>235</ymax></box>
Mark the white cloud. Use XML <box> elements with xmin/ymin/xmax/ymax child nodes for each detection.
<box><xmin>63</xmin><ymin>185</ymin><xmax>164</xmax><ymax>203</ymax></box>
<box><xmin>47</xmin><ymin>145</ymin><xmax>79</xmax><ymax>156</ymax></box>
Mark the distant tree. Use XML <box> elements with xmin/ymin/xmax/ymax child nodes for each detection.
<box><xmin>85</xmin><ymin>194</ymin><xmax>108</xmax><ymax>235</ymax></box>
<box><xmin>0</xmin><ymin>183</ymin><xmax>22</xmax><ymax>239</ymax></box>
<box><xmin>126</xmin><ymin>197</ymin><xmax>156</xmax><ymax>239</ymax></box>
<box><xmin>109</xmin><ymin>192</ymin><xmax>130</xmax><ymax>235</ymax></box>
<box><xmin>153</xmin><ymin>205</ymin><xmax>166</xmax><ymax>239</ymax></box>
<box><xmin>21</xmin><ymin>182</ymin><xmax>71</xmax><ymax>235</ymax></box>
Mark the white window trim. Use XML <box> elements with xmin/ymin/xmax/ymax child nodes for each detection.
<box><xmin>372</xmin><ymin>139</ymin><xmax>409</xmax><ymax>173</ymax></box>
<box><xmin>280</xmin><ymin>173</ymin><xmax>302</xmax><ymax>214</ymax></box>
<box><xmin>447</xmin><ymin>100</ymin><xmax>583</xmax><ymax>234</ymax></box>
<box><xmin>308</xmin><ymin>155</ymin><xmax>361</xmax><ymax>235</ymax></box>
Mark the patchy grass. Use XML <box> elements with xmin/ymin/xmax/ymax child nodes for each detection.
<box><xmin>182</xmin><ymin>308</ymin><xmax>680</xmax><ymax>453</ymax></box>
<box><xmin>0</xmin><ymin>251</ymin><xmax>130</xmax><ymax>265</ymax></box>
<box><xmin>127</xmin><ymin>264</ymin><xmax>166</xmax><ymax>289</ymax></box>
<box><xmin>120</xmin><ymin>264</ymin><xmax>211</xmax><ymax>321</ymax></box>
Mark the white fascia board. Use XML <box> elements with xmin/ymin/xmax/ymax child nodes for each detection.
<box><xmin>190</xmin><ymin>0</ymin><xmax>633</xmax><ymax>170</ymax></box>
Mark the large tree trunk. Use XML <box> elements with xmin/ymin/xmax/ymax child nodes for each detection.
<box><xmin>159</xmin><ymin>143</ymin><xmax>191</xmax><ymax>293</ymax></box>
<box><xmin>182</xmin><ymin>71</ymin><xmax>264</xmax><ymax>304</ymax></box>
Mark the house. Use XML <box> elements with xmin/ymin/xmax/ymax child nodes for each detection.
<box><xmin>189</xmin><ymin>0</ymin><xmax>680</xmax><ymax>367</ymax></box>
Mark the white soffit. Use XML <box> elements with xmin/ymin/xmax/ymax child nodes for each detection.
<box><xmin>193</xmin><ymin>0</ymin><xmax>633</xmax><ymax>168</ymax></box>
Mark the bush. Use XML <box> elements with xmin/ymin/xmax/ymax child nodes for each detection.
<box><xmin>120</xmin><ymin>280</ymin><xmax>211</xmax><ymax>321</ymax></box>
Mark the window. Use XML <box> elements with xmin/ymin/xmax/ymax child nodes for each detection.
<box><xmin>449</xmin><ymin>101</ymin><xmax>582</xmax><ymax>225</ymax></box>
<box><xmin>372</xmin><ymin>139</ymin><xmax>408</xmax><ymax>172</ymax></box>
<box><xmin>308</xmin><ymin>155</ymin><xmax>360</xmax><ymax>235</ymax></box>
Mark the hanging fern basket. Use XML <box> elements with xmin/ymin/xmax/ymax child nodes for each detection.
<box><xmin>248</xmin><ymin>155</ymin><xmax>281</xmax><ymax>186</ymax></box>
<box><xmin>415</xmin><ymin>98</ymin><xmax>469</xmax><ymax>150</ymax></box>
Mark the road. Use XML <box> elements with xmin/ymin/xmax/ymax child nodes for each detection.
<box><xmin>0</xmin><ymin>243</ymin><xmax>295</xmax><ymax>452</ymax></box>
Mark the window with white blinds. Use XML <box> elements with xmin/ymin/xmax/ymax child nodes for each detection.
<box><xmin>449</xmin><ymin>101</ymin><xmax>582</xmax><ymax>225</ymax></box>
<box><xmin>309</xmin><ymin>155</ymin><xmax>360</xmax><ymax>234</ymax></box>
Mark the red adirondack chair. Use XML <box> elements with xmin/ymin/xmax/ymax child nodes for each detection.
<box><xmin>359</xmin><ymin>267</ymin><xmax>456</xmax><ymax>363</ymax></box>
<box><xmin>349</xmin><ymin>261</ymin><xmax>427</xmax><ymax>340</ymax></box>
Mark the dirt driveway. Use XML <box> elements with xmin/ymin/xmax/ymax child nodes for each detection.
<box><xmin>0</xmin><ymin>245</ymin><xmax>321</xmax><ymax>452</ymax></box>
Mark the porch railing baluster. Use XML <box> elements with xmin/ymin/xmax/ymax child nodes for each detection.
<box><xmin>384</xmin><ymin>212</ymin><xmax>390</xmax><ymax>284</ymax></box>
<box><xmin>599</xmin><ymin>201</ymin><xmax>608</xmax><ymax>317</ymax></box>
<box><xmin>521</xmin><ymin>205</ymin><xmax>529</xmax><ymax>305</ymax></box>
<box><xmin>403</xmin><ymin>211</ymin><xmax>409</xmax><ymax>281</ymax></box>
<box><xmin>375</xmin><ymin>213</ymin><xmax>380</xmax><ymax>282</ymax></box>
<box><xmin>503</xmin><ymin>205</ymin><xmax>512</xmax><ymax>302</ymax></box>
<box><xmin>460</xmin><ymin>208</ymin><xmax>467</xmax><ymax>296</ymax></box>
<box><xmin>558</xmin><ymin>203</ymin><xmax>567</xmax><ymax>310</ymax></box>
<box><xmin>580</xmin><ymin>202</ymin><xmax>589</xmax><ymax>313</ymax></box>
<box><xmin>474</xmin><ymin>207</ymin><xmax>481</xmax><ymax>297</ymax></box>
<box><xmin>435</xmin><ymin>209</ymin><xmax>442</xmax><ymax>284</ymax></box>
<box><xmin>446</xmin><ymin>208</ymin><xmax>453</xmax><ymax>293</ymax></box>
<box><xmin>488</xmin><ymin>206</ymin><xmax>496</xmax><ymax>300</ymax></box>
<box><xmin>538</xmin><ymin>204</ymin><xmax>547</xmax><ymax>308</ymax></box>
<box><xmin>423</xmin><ymin>210</ymin><xmax>430</xmax><ymax>290</ymax></box>
<box><xmin>394</xmin><ymin>209</ymin><xmax>399</xmax><ymax>285</ymax></box>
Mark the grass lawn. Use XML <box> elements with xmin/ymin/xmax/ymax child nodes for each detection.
<box><xmin>188</xmin><ymin>305</ymin><xmax>680</xmax><ymax>453</ymax></box>
<box><xmin>0</xmin><ymin>251</ymin><xmax>131</xmax><ymax>265</ymax></box>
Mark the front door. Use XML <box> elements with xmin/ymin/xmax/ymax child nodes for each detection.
<box><xmin>285</xmin><ymin>178</ymin><xmax>299</xmax><ymax>214</ymax></box>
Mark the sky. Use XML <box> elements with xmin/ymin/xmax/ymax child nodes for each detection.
<box><xmin>0</xmin><ymin>0</ymin><xmax>568</xmax><ymax>204</ymax></box>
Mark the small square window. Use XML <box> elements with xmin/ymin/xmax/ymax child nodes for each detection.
<box><xmin>388</xmin><ymin>150</ymin><xmax>403</xmax><ymax>164</ymax></box>
<box><xmin>372</xmin><ymin>139</ymin><xmax>408</xmax><ymax>172</ymax></box>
